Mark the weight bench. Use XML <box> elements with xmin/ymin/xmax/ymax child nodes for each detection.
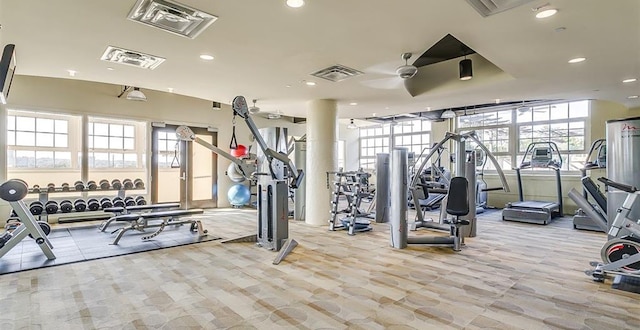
<box><xmin>99</xmin><ymin>203</ymin><xmax>181</xmax><ymax>232</ymax></box>
<box><xmin>109</xmin><ymin>209</ymin><xmax>206</xmax><ymax>245</ymax></box>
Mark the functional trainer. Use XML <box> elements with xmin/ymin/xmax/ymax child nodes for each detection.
<box><xmin>502</xmin><ymin>142</ymin><xmax>564</xmax><ymax>225</ymax></box>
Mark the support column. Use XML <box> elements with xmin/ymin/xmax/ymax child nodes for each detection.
<box><xmin>305</xmin><ymin>99</ymin><xmax>338</xmax><ymax>226</ymax></box>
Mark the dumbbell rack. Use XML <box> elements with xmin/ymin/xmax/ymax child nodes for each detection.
<box><xmin>23</xmin><ymin>186</ymin><xmax>145</xmax><ymax>223</ymax></box>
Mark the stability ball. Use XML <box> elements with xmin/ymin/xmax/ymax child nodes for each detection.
<box><xmin>227</xmin><ymin>163</ymin><xmax>245</xmax><ymax>183</ymax></box>
<box><xmin>227</xmin><ymin>184</ymin><xmax>251</xmax><ymax>206</ymax></box>
<box><xmin>230</xmin><ymin>144</ymin><xmax>248</xmax><ymax>157</ymax></box>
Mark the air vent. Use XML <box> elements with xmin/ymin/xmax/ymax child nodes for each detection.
<box><xmin>127</xmin><ymin>0</ymin><xmax>217</xmax><ymax>39</ymax></box>
<box><xmin>311</xmin><ymin>65</ymin><xmax>364</xmax><ymax>82</ymax></box>
<box><xmin>465</xmin><ymin>0</ymin><xmax>536</xmax><ymax>17</ymax></box>
<box><xmin>100</xmin><ymin>46</ymin><xmax>166</xmax><ymax>70</ymax></box>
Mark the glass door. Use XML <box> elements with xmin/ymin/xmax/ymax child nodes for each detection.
<box><xmin>151</xmin><ymin>125</ymin><xmax>217</xmax><ymax>208</ymax></box>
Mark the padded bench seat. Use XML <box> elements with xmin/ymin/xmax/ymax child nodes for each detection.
<box><xmin>99</xmin><ymin>203</ymin><xmax>182</xmax><ymax>232</ymax></box>
<box><xmin>108</xmin><ymin>209</ymin><xmax>206</xmax><ymax>245</ymax></box>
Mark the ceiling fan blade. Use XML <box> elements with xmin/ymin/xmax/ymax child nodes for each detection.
<box><xmin>363</xmin><ymin>60</ymin><xmax>401</xmax><ymax>76</ymax></box>
<box><xmin>360</xmin><ymin>77</ymin><xmax>405</xmax><ymax>90</ymax></box>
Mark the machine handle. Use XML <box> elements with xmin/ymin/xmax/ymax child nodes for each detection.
<box><xmin>482</xmin><ymin>187</ymin><xmax>505</xmax><ymax>192</ymax></box>
<box><xmin>597</xmin><ymin>177</ymin><xmax>638</xmax><ymax>193</ymax></box>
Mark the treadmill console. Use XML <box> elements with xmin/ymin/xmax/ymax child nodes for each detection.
<box><xmin>530</xmin><ymin>147</ymin><xmax>553</xmax><ymax>168</ymax></box>
<box><xmin>596</xmin><ymin>145</ymin><xmax>606</xmax><ymax>168</ymax></box>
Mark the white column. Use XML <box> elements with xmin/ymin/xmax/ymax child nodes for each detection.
<box><xmin>305</xmin><ymin>99</ymin><xmax>338</xmax><ymax>226</ymax></box>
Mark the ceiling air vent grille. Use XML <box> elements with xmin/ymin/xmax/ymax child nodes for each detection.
<box><xmin>127</xmin><ymin>0</ymin><xmax>217</xmax><ymax>39</ymax></box>
<box><xmin>311</xmin><ymin>65</ymin><xmax>364</xmax><ymax>82</ymax></box>
<box><xmin>465</xmin><ymin>0</ymin><xmax>536</xmax><ymax>17</ymax></box>
<box><xmin>100</xmin><ymin>46</ymin><xmax>166</xmax><ymax>70</ymax></box>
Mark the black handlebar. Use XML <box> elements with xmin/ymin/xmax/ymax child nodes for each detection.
<box><xmin>597</xmin><ymin>177</ymin><xmax>637</xmax><ymax>193</ymax></box>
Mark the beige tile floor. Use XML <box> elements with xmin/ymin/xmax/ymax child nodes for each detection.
<box><xmin>0</xmin><ymin>207</ymin><xmax>638</xmax><ymax>329</ymax></box>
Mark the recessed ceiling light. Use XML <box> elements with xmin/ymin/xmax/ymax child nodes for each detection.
<box><xmin>349</xmin><ymin>102</ymin><xmax>358</xmax><ymax>106</ymax></box>
<box><xmin>425</xmin><ymin>106</ymin><xmax>431</xmax><ymax>111</ymax></box>
<box><xmin>305</xmin><ymin>81</ymin><xmax>316</xmax><ymax>86</ymax></box>
<box><xmin>372</xmin><ymin>113</ymin><xmax>377</xmax><ymax>117</ymax></box>
<box><xmin>199</xmin><ymin>54</ymin><xmax>214</xmax><ymax>60</ymax></box>
<box><xmin>568</xmin><ymin>57</ymin><xmax>586</xmax><ymax>64</ymax></box>
<box><xmin>167</xmin><ymin>88</ymin><xmax>174</xmax><ymax>93</ymax></box>
<box><xmin>286</xmin><ymin>0</ymin><xmax>305</xmax><ymax>8</ymax></box>
<box><xmin>285</xmin><ymin>84</ymin><xmax>291</xmax><ymax>88</ymax></box>
<box><xmin>106</xmin><ymin>67</ymin><xmax>115</xmax><ymax>71</ymax></box>
<box><xmin>628</xmin><ymin>95</ymin><xmax>639</xmax><ymax>99</ymax></box>
<box><xmin>67</xmin><ymin>70</ymin><xmax>77</xmax><ymax>77</ymax></box>
<box><xmin>535</xmin><ymin>8</ymin><xmax>558</xmax><ymax>19</ymax></box>
<box><xmin>495</xmin><ymin>98</ymin><xmax>501</xmax><ymax>104</ymax></box>
<box><xmin>623</xmin><ymin>78</ymin><xmax>637</xmax><ymax>83</ymax></box>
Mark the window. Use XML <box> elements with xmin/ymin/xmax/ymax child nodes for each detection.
<box><xmin>157</xmin><ymin>131</ymin><xmax>180</xmax><ymax>168</ymax></box>
<box><xmin>359</xmin><ymin>119</ymin><xmax>431</xmax><ymax>170</ymax></box>
<box><xmin>88</xmin><ymin>118</ymin><xmax>142</xmax><ymax>168</ymax></box>
<box><xmin>7</xmin><ymin>113</ymin><xmax>76</xmax><ymax>168</ymax></box>
<box><xmin>457</xmin><ymin>100</ymin><xmax>589</xmax><ymax>172</ymax></box>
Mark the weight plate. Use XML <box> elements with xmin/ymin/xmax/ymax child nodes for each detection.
<box><xmin>0</xmin><ymin>180</ymin><xmax>29</xmax><ymax>202</ymax></box>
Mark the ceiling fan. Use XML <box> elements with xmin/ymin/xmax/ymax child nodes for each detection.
<box><xmin>360</xmin><ymin>52</ymin><xmax>418</xmax><ymax>90</ymax></box>
<box><xmin>249</xmin><ymin>99</ymin><xmax>260</xmax><ymax>114</ymax></box>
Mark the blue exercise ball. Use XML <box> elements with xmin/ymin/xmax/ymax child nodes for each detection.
<box><xmin>227</xmin><ymin>184</ymin><xmax>251</xmax><ymax>206</ymax></box>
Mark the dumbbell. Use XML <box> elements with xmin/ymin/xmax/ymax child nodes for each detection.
<box><xmin>111</xmin><ymin>179</ymin><xmax>123</xmax><ymax>190</ymax></box>
<box><xmin>74</xmin><ymin>181</ymin><xmax>85</xmax><ymax>191</ymax></box>
<box><xmin>87</xmin><ymin>198</ymin><xmax>100</xmax><ymax>211</ymax></box>
<box><xmin>29</xmin><ymin>201</ymin><xmax>44</xmax><ymax>215</ymax></box>
<box><xmin>59</xmin><ymin>200</ymin><xmax>73</xmax><ymax>213</ymax></box>
<box><xmin>99</xmin><ymin>179</ymin><xmax>110</xmax><ymax>190</ymax></box>
<box><xmin>32</xmin><ymin>184</ymin><xmax>41</xmax><ymax>193</ymax></box>
<box><xmin>74</xmin><ymin>199</ymin><xmax>87</xmax><ymax>212</ymax></box>
<box><xmin>134</xmin><ymin>178</ymin><xmax>145</xmax><ymax>189</ymax></box>
<box><xmin>28</xmin><ymin>221</ymin><xmax>51</xmax><ymax>239</ymax></box>
<box><xmin>87</xmin><ymin>181</ymin><xmax>98</xmax><ymax>190</ymax></box>
<box><xmin>100</xmin><ymin>197</ymin><xmax>113</xmax><ymax>209</ymax></box>
<box><xmin>124</xmin><ymin>196</ymin><xmax>136</xmax><ymax>206</ymax></box>
<box><xmin>47</xmin><ymin>183</ymin><xmax>56</xmax><ymax>193</ymax></box>
<box><xmin>45</xmin><ymin>201</ymin><xmax>59</xmax><ymax>214</ymax></box>
<box><xmin>123</xmin><ymin>179</ymin><xmax>134</xmax><ymax>190</ymax></box>
<box><xmin>135</xmin><ymin>196</ymin><xmax>147</xmax><ymax>206</ymax></box>
<box><xmin>112</xmin><ymin>196</ymin><xmax>125</xmax><ymax>208</ymax></box>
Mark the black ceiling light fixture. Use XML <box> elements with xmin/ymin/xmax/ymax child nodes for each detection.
<box><xmin>459</xmin><ymin>57</ymin><xmax>473</xmax><ymax>81</ymax></box>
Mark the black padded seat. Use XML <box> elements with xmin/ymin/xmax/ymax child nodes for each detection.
<box><xmin>114</xmin><ymin>209</ymin><xmax>204</xmax><ymax>222</ymax></box>
<box><xmin>446</xmin><ymin>177</ymin><xmax>469</xmax><ymax>217</ymax></box>
<box><xmin>103</xmin><ymin>202</ymin><xmax>181</xmax><ymax>214</ymax></box>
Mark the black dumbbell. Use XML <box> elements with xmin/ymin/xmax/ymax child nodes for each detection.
<box><xmin>59</xmin><ymin>200</ymin><xmax>73</xmax><ymax>213</ymax></box>
<box><xmin>112</xmin><ymin>196</ymin><xmax>125</xmax><ymax>208</ymax></box>
<box><xmin>135</xmin><ymin>196</ymin><xmax>147</xmax><ymax>206</ymax></box>
<box><xmin>47</xmin><ymin>183</ymin><xmax>56</xmax><ymax>193</ymax></box>
<box><xmin>45</xmin><ymin>201</ymin><xmax>59</xmax><ymax>214</ymax></box>
<box><xmin>87</xmin><ymin>181</ymin><xmax>98</xmax><ymax>190</ymax></box>
<box><xmin>100</xmin><ymin>197</ymin><xmax>113</xmax><ymax>209</ymax></box>
<box><xmin>99</xmin><ymin>179</ymin><xmax>110</xmax><ymax>190</ymax></box>
<box><xmin>111</xmin><ymin>179</ymin><xmax>122</xmax><ymax>190</ymax></box>
<box><xmin>74</xmin><ymin>199</ymin><xmax>87</xmax><ymax>212</ymax></box>
<box><xmin>87</xmin><ymin>198</ymin><xmax>100</xmax><ymax>211</ymax></box>
<box><xmin>61</xmin><ymin>183</ymin><xmax>70</xmax><ymax>192</ymax></box>
<box><xmin>74</xmin><ymin>181</ymin><xmax>85</xmax><ymax>191</ymax></box>
<box><xmin>28</xmin><ymin>221</ymin><xmax>51</xmax><ymax>239</ymax></box>
<box><xmin>134</xmin><ymin>178</ymin><xmax>145</xmax><ymax>189</ymax></box>
<box><xmin>123</xmin><ymin>179</ymin><xmax>134</xmax><ymax>190</ymax></box>
<box><xmin>29</xmin><ymin>201</ymin><xmax>44</xmax><ymax>215</ymax></box>
<box><xmin>32</xmin><ymin>184</ymin><xmax>41</xmax><ymax>193</ymax></box>
<box><xmin>124</xmin><ymin>196</ymin><xmax>136</xmax><ymax>206</ymax></box>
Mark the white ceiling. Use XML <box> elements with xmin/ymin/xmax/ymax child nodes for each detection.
<box><xmin>1</xmin><ymin>0</ymin><xmax>639</xmax><ymax>120</ymax></box>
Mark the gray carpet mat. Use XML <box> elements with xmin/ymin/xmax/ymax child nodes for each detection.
<box><xmin>0</xmin><ymin>223</ymin><xmax>221</xmax><ymax>275</ymax></box>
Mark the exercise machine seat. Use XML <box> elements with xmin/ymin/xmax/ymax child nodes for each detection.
<box><xmin>446</xmin><ymin>177</ymin><xmax>469</xmax><ymax>217</ymax></box>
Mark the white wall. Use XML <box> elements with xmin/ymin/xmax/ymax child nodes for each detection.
<box><xmin>2</xmin><ymin>75</ymin><xmax>306</xmax><ymax>216</ymax></box>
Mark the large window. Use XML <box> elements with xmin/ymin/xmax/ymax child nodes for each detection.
<box><xmin>7</xmin><ymin>112</ymin><xmax>77</xmax><ymax>168</ymax></box>
<box><xmin>88</xmin><ymin>117</ymin><xmax>144</xmax><ymax>168</ymax></box>
<box><xmin>458</xmin><ymin>100</ymin><xmax>590</xmax><ymax>172</ymax></box>
<box><xmin>359</xmin><ymin>119</ymin><xmax>431</xmax><ymax>170</ymax></box>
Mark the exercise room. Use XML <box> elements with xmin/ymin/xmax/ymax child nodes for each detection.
<box><xmin>0</xmin><ymin>0</ymin><xmax>639</xmax><ymax>329</ymax></box>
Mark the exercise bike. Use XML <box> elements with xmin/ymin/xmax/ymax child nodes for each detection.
<box><xmin>586</xmin><ymin>177</ymin><xmax>640</xmax><ymax>282</ymax></box>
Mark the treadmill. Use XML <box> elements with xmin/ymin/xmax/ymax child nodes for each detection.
<box><xmin>502</xmin><ymin>142</ymin><xmax>563</xmax><ymax>225</ymax></box>
<box><xmin>573</xmin><ymin>139</ymin><xmax>607</xmax><ymax>231</ymax></box>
